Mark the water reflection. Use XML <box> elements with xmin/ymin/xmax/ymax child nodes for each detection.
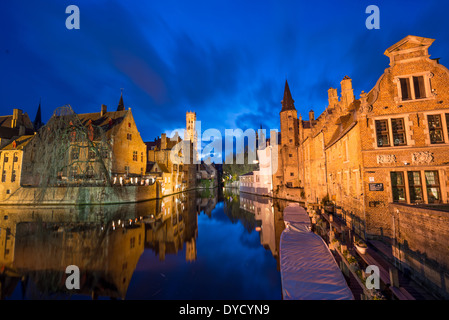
<box><xmin>0</xmin><ymin>188</ymin><xmax>294</xmax><ymax>300</ymax></box>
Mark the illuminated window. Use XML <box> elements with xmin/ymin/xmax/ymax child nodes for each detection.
<box><xmin>427</xmin><ymin>114</ymin><xmax>445</xmax><ymax>144</ymax></box>
<box><xmin>375</xmin><ymin>120</ymin><xmax>390</xmax><ymax>147</ymax></box>
<box><xmin>391</xmin><ymin>172</ymin><xmax>406</xmax><ymax>202</ymax></box>
<box><xmin>407</xmin><ymin>171</ymin><xmax>423</xmax><ymax>203</ymax></box>
<box><xmin>391</xmin><ymin>118</ymin><xmax>407</xmax><ymax>146</ymax></box>
<box><xmin>425</xmin><ymin>171</ymin><xmax>441</xmax><ymax>204</ymax></box>
<box><xmin>376</xmin><ymin>118</ymin><xmax>407</xmax><ymax>147</ymax></box>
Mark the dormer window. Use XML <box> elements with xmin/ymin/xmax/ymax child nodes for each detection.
<box><xmin>396</xmin><ymin>73</ymin><xmax>432</xmax><ymax>102</ymax></box>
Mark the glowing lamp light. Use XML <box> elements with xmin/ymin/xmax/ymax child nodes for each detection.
<box><xmin>255</xmin><ymin>226</ymin><xmax>262</xmax><ymax>232</ymax></box>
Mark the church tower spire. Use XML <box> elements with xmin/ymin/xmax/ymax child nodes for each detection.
<box><xmin>281</xmin><ymin>80</ymin><xmax>296</xmax><ymax>112</ymax></box>
<box><xmin>33</xmin><ymin>98</ymin><xmax>44</xmax><ymax>131</ymax></box>
<box><xmin>117</xmin><ymin>89</ymin><xmax>125</xmax><ymax>111</ymax></box>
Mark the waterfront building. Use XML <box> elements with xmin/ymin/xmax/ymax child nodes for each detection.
<box><xmin>270</xmin><ymin>81</ymin><xmax>304</xmax><ymax>201</ymax></box>
<box><xmin>145</xmin><ymin>112</ymin><xmax>199</xmax><ymax>195</ymax></box>
<box><xmin>146</xmin><ymin>133</ymin><xmax>183</xmax><ymax>195</ymax></box>
<box><xmin>0</xmin><ymin>93</ymin><xmax>148</xmax><ymax>201</ymax></box>
<box><xmin>0</xmin><ymin>135</ymin><xmax>34</xmax><ymax>197</ymax></box>
<box><xmin>272</xmin><ymin>35</ymin><xmax>449</xmax><ymax>297</ymax></box>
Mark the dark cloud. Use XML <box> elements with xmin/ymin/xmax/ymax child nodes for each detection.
<box><xmin>2</xmin><ymin>0</ymin><xmax>449</xmax><ymax>142</ymax></box>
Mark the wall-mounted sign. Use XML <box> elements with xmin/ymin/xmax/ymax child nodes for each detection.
<box><xmin>369</xmin><ymin>183</ymin><xmax>384</xmax><ymax>191</ymax></box>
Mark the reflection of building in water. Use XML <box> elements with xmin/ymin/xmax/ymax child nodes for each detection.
<box><xmin>0</xmin><ymin>204</ymin><xmax>145</xmax><ymax>300</ymax></box>
<box><xmin>144</xmin><ymin>191</ymin><xmax>199</xmax><ymax>263</ymax></box>
<box><xmin>196</xmin><ymin>193</ymin><xmax>218</xmax><ymax>218</ymax></box>
<box><xmin>239</xmin><ymin>192</ymin><xmax>287</xmax><ymax>270</ymax></box>
<box><xmin>0</xmin><ymin>191</ymin><xmax>202</xmax><ymax>299</ymax></box>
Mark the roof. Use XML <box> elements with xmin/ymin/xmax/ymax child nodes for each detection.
<box><xmin>384</xmin><ymin>35</ymin><xmax>435</xmax><ymax>56</ymax></box>
<box><xmin>146</xmin><ymin>162</ymin><xmax>156</xmax><ymax>172</ymax></box>
<box><xmin>117</xmin><ymin>92</ymin><xmax>125</xmax><ymax>111</ymax></box>
<box><xmin>1</xmin><ymin>135</ymin><xmax>35</xmax><ymax>150</ymax></box>
<box><xmin>0</xmin><ymin>113</ymin><xmax>34</xmax><ymax>130</ymax></box>
<box><xmin>145</xmin><ymin>134</ymin><xmax>182</xmax><ymax>152</ymax></box>
<box><xmin>145</xmin><ymin>139</ymin><xmax>160</xmax><ymax>150</ymax></box>
<box><xmin>157</xmin><ymin>163</ymin><xmax>170</xmax><ymax>173</ymax></box>
<box><xmin>75</xmin><ymin>110</ymin><xmax>128</xmax><ymax>139</ymax></box>
<box><xmin>281</xmin><ymin>80</ymin><xmax>296</xmax><ymax>112</ymax></box>
<box><xmin>325</xmin><ymin>113</ymin><xmax>358</xmax><ymax>150</ymax></box>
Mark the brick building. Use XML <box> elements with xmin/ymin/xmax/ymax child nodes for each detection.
<box><xmin>275</xmin><ymin>35</ymin><xmax>449</xmax><ymax>241</ymax></box>
<box><xmin>0</xmin><ymin>93</ymin><xmax>148</xmax><ymax>199</ymax></box>
<box><xmin>145</xmin><ymin>112</ymin><xmax>198</xmax><ymax>195</ymax></box>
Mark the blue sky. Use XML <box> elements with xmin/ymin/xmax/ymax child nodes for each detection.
<box><xmin>1</xmin><ymin>0</ymin><xmax>449</xmax><ymax>144</ymax></box>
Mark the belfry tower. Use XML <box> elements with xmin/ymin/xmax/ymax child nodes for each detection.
<box><xmin>185</xmin><ymin>111</ymin><xmax>198</xmax><ymax>162</ymax></box>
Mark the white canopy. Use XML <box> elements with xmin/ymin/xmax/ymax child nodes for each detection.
<box><xmin>280</xmin><ymin>203</ymin><xmax>354</xmax><ymax>300</ymax></box>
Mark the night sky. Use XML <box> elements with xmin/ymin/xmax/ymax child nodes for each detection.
<box><xmin>2</xmin><ymin>1</ymin><xmax>449</xmax><ymax>148</ymax></box>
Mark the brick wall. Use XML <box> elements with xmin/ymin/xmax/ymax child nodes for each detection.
<box><xmin>390</xmin><ymin>203</ymin><xmax>449</xmax><ymax>298</ymax></box>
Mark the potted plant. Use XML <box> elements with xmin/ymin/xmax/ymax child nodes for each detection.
<box><xmin>329</xmin><ymin>238</ymin><xmax>338</xmax><ymax>250</ymax></box>
<box><xmin>321</xmin><ymin>194</ymin><xmax>334</xmax><ymax>213</ymax></box>
<box><xmin>355</xmin><ymin>239</ymin><xmax>368</xmax><ymax>255</ymax></box>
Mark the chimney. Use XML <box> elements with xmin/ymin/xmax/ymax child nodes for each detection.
<box><xmin>161</xmin><ymin>133</ymin><xmax>167</xmax><ymax>150</ymax></box>
<box><xmin>328</xmin><ymin>88</ymin><xmax>339</xmax><ymax>107</ymax></box>
<box><xmin>101</xmin><ymin>104</ymin><xmax>107</xmax><ymax>116</ymax></box>
<box><xmin>19</xmin><ymin>125</ymin><xmax>25</xmax><ymax>136</ymax></box>
<box><xmin>309</xmin><ymin>109</ymin><xmax>315</xmax><ymax>122</ymax></box>
<box><xmin>341</xmin><ymin>76</ymin><xmax>355</xmax><ymax>112</ymax></box>
<box><xmin>12</xmin><ymin>108</ymin><xmax>23</xmax><ymax>128</ymax></box>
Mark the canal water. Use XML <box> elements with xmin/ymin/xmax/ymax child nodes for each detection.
<box><xmin>0</xmin><ymin>188</ymin><xmax>295</xmax><ymax>300</ymax></box>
